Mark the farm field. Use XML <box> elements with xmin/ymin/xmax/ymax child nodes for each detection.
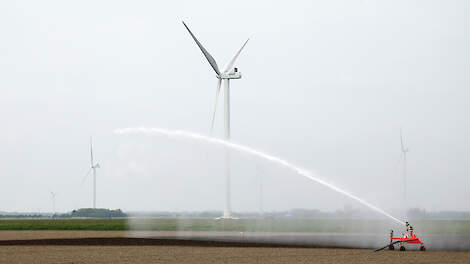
<box><xmin>1</xmin><ymin>218</ymin><xmax>470</xmax><ymax>235</ymax></box>
<box><xmin>1</xmin><ymin>243</ymin><xmax>469</xmax><ymax>264</ymax></box>
<box><xmin>0</xmin><ymin>218</ymin><xmax>127</xmax><ymax>231</ymax></box>
<box><xmin>1</xmin><ymin>222</ymin><xmax>469</xmax><ymax>263</ymax></box>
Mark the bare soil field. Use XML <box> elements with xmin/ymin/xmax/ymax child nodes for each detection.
<box><xmin>2</xmin><ymin>245</ymin><xmax>470</xmax><ymax>264</ymax></box>
<box><xmin>0</xmin><ymin>231</ymin><xmax>469</xmax><ymax>264</ymax></box>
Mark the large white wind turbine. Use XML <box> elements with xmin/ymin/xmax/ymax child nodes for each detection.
<box><xmin>183</xmin><ymin>21</ymin><xmax>249</xmax><ymax>219</ymax></box>
<box><xmin>83</xmin><ymin>137</ymin><xmax>100</xmax><ymax>208</ymax></box>
<box><xmin>400</xmin><ymin>129</ymin><xmax>410</xmax><ymax>213</ymax></box>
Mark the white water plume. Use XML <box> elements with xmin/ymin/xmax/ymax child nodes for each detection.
<box><xmin>114</xmin><ymin>127</ymin><xmax>405</xmax><ymax>225</ymax></box>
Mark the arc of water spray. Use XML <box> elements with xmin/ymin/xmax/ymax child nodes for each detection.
<box><xmin>114</xmin><ymin>127</ymin><xmax>405</xmax><ymax>226</ymax></box>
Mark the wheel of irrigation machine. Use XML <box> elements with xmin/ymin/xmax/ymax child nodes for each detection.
<box><xmin>400</xmin><ymin>246</ymin><xmax>406</xmax><ymax>251</ymax></box>
<box><xmin>420</xmin><ymin>246</ymin><xmax>426</xmax><ymax>251</ymax></box>
<box><xmin>388</xmin><ymin>244</ymin><xmax>395</xmax><ymax>250</ymax></box>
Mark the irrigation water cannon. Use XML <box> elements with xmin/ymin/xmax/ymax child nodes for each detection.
<box><xmin>375</xmin><ymin>221</ymin><xmax>426</xmax><ymax>251</ymax></box>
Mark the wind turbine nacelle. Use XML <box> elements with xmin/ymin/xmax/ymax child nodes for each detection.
<box><xmin>220</xmin><ymin>67</ymin><xmax>242</xmax><ymax>79</ymax></box>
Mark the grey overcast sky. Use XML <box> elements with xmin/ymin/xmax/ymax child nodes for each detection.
<box><xmin>0</xmin><ymin>0</ymin><xmax>468</xmax><ymax>215</ymax></box>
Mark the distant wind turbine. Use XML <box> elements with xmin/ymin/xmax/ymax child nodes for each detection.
<box><xmin>82</xmin><ymin>137</ymin><xmax>100</xmax><ymax>208</ymax></box>
<box><xmin>257</xmin><ymin>165</ymin><xmax>264</xmax><ymax>217</ymax></box>
<box><xmin>50</xmin><ymin>191</ymin><xmax>58</xmax><ymax>216</ymax></box>
<box><xmin>183</xmin><ymin>21</ymin><xmax>249</xmax><ymax>219</ymax></box>
<box><xmin>400</xmin><ymin>129</ymin><xmax>410</xmax><ymax>212</ymax></box>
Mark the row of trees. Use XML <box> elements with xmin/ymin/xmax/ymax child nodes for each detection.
<box><xmin>58</xmin><ymin>208</ymin><xmax>127</xmax><ymax>218</ymax></box>
<box><xmin>0</xmin><ymin>208</ymin><xmax>127</xmax><ymax>218</ymax></box>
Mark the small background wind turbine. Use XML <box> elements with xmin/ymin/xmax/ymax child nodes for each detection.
<box><xmin>400</xmin><ymin>129</ymin><xmax>410</xmax><ymax>215</ymax></box>
<box><xmin>50</xmin><ymin>191</ymin><xmax>58</xmax><ymax>217</ymax></box>
<box><xmin>81</xmin><ymin>137</ymin><xmax>100</xmax><ymax>208</ymax></box>
<box><xmin>257</xmin><ymin>165</ymin><xmax>264</xmax><ymax>217</ymax></box>
<box><xmin>183</xmin><ymin>21</ymin><xmax>249</xmax><ymax>219</ymax></box>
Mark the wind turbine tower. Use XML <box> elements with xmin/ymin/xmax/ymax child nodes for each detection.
<box><xmin>50</xmin><ymin>191</ymin><xmax>57</xmax><ymax>216</ymax></box>
<box><xmin>256</xmin><ymin>165</ymin><xmax>263</xmax><ymax>217</ymax></box>
<box><xmin>400</xmin><ymin>129</ymin><xmax>410</xmax><ymax>213</ymax></box>
<box><xmin>183</xmin><ymin>21</ymin><xmax>249</xmax><ymax>219</ymax></box>
<box><xmin>90</xmin><ymin>137</ymin><xmax>100</xmax><ymax>209</ymax></box>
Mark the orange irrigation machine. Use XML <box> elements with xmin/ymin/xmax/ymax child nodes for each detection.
<box><xmin>375</xmin><ymin>222</ymin><xmax>426</xmax><ymax>251</ymax></box>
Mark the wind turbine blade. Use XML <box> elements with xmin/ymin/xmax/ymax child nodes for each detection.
<box><xmin>223</xmin><ymin>38</ymin><xmax>249</xmax><ymax>73</ymax></box>
<box><xmin>211</xmin><ymin>79</ymin><xmax>222</xmax><ymax>132</ymax></box>
<box><xmin>90</xmin><ymin>137</ymin><xmax>94</xmax><ymax>167</ymax></box>
<box><xmin>81</xmin><ymin>168</ymin><xmax>92</xmax><ymax>186</ymax></box>
<box><xmin>400</xmin><ymin>129</ymin><xmax>406</xmax><ymax>153</ymax></box>
<box><xmin>182</xmin><ymin>21</ymin><xmax>221</xmax><ymax>75</ymax></box>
